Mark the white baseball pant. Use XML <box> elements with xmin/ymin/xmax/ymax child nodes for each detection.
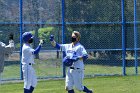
<box><xmin>65</xmin><ymin>68</ymin><xmax>84</xmax><ymax>91</ymax></box>
<box><xmin>22</xmin><ymin>64</ymin><xmax>37</xmax><ymax>89</ymax></box>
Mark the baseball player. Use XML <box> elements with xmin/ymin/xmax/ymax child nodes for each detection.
<box><xmin>22</xmin><ymin>32</ymin><xmax>43</xmax><ymax>93</ymax></box>
<box><xmin>0</xmin><ymin>33</ymin><xmax>15</xmax><ymax>83</ymax></box>
<box><xmin>50</xmin><ymin>31</ymin><xmax>93</xmax><ymax>93</ymax></box>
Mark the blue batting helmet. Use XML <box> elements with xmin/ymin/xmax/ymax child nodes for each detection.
<box><xmin>22</xmin><ymin>32</ymin><xmax>33</xmax><ymax>42</ymax></box>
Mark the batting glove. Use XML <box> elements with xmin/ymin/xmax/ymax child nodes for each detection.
<box><xmin>49</xmin><ymin>35</ymin><xmax>54</xmax><ymax>41</ymax></box>
<box><xmin>39</xmin><ymin>39</ymin><xmax>44</xmax><ymax>46</ymax></box>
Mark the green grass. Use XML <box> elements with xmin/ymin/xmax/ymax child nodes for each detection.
<box><xmin>2</xmin><ymin>58</ymin><xmax>137</xmax><ymax>80</ymax></box>
<box><xmin>0</xmin><ymin>76</ymin><xmax>140</xmax><ymax>93</ymax></box>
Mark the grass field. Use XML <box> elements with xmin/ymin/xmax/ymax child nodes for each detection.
<box><xmin>1</xmin><ymin>52</ymin><xmax>139</xmax><ymax>93</ymax></box>
<box><xmin>2</xmin><ymin>52</ymin><xmax>138</xmax><ymax>80</ymax></box>
<box><xmin>2</xmin><ymin>58</ymin><xmax>137</xmax><ymax>80</ymax></box>
<box><xmin>0</xmin><ymin>75</ymin><xmax>140</xmax><ymax>93</ymax></box>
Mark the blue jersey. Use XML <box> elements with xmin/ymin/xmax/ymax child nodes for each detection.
<box><xmin>60</xmin><ymin>42</ymin><xmax>87</xmax><ymax>69</ymax></box>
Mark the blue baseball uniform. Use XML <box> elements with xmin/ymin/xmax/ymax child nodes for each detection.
<box><xmin>50</xmin><ymin>31</ymin><xmax>93</xmax><ymax>93</ymax></box>
<box><xmin>22</xmin><ymin>32</ymin><xmax>42</xmax><ymax>93</ymax></box>
<box><xmin>60</xmin><ymin>42</ymin><xmax>88</xmax><ymax>91</ymax></box>
<box><xmin>22</xmin><ymin>43</ymin><xmax>37</xmax><ymax>89</ymax></box>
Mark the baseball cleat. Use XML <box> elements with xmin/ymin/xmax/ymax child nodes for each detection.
<box><xmin>87</xmin><ymin>89</ymin><xmax>93</xmax><ymax>93</ymax></box>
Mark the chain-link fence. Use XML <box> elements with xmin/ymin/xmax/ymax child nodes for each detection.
<box><xmin>0</xmin><ymin>0</ymin><xmax>140</xmax><ymax>81</ymax></box>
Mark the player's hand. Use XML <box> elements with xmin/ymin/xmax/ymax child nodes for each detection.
<box><xmin>49</xmin><ymin>35</ymin><xmax>54</xmax><ymax>41</ymax></box>
<box><xmin>39</xmin><ymin>39</ymin><xmax>44</xmax><ymax>46</ymax></box>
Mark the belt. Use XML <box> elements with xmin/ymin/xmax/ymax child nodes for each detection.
<box><xmin>22</xmin><ymin>63</ymin><xmax>32</xmax><ymax>65</ymax></box>
<box><xmin>70</xmin><ymin>67</ymin><xmax>80</xmax><ymax>69</ymax></box>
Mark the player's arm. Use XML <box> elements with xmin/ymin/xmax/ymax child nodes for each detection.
<box><xmin>33</xmin><ymin>40</ymin><xmax>43</xmax><ymax>54</ymax></box>
<box><xmin>80</xmin><ymin>47</ymin><xmax>88</xmax><ymax>61</ymax></box>
<box><xmin>79</xmin><ymin>54</ymin><xmax>88</xmax><ymax>61</ymax></box>
<box><xmin>50</xmin><ymin>35</ymin><xmax>60</xmax><ymax>50</ymax></box>
<box><xmin>72</xmin><ymin>54</ymin><xmax>88</xmax><ymax>61</ymax></box>
<box><xmin>72</xmin><ymin>47</ymin><xmax>88</xmax><ymax>62</ymax></box>
<box><xmin>5</xmin><ymin>33</ymin><xmax>15</xmax><ymax>54</ymax></box>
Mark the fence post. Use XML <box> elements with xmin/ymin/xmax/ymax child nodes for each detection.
<box><xmin>62</xmin><ymin>0</ymin><xmax>66</xmax><ymax>77</ymax></box>
<box><xmin>19</xmin><ymin>0</ymin><xmax>23</xmax><ymax>80</ymax></box>
<box><xmin>134</xmin><ymin>0</ymin><xmax>138</xmax><ymax>75</ymax></box>
<box><xmin>121</xmin><ymin>0</ymin><xmax>126</xmax><ymax>76</ymax></box>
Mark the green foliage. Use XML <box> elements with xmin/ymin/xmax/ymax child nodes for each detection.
<box><xmin>38</xmin><ymin>27</ymin><xmax>54</xmax><ymax>43</ymax></box>
<box><xmin>38</xmin><ymin>27</ymin><xmax>53</xmax><ymax>39</ymax></box>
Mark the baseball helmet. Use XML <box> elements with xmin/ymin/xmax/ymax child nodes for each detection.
<box><xmin>22</xmin><ymin>32</ymin><xmax>33</xmax><ymax>42</ymax></box>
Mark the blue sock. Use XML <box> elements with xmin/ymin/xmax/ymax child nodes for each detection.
<box><xmin>68</xmin><ymin>89</ymin><xmax>74</xmax><ymax>93</ymax></box>
<box><xmin>29</xmin><ymin>86</ymin><xmax>34</xmax><ymax>93</ymax></box>
<box><xmin>24</xmin><ymin>88</ymin><xmax>30</xmax><ymax>93</ymax></box>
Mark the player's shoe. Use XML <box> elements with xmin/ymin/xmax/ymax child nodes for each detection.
<box><xmin>87</xmin><ymin>89</ymin><xmax>93</xmax><ymax>93</ymax></box>
<box><xmin>83</xmin><ymin>86</ymin><xmax>93</xmax><ymax>93</ymax></box>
